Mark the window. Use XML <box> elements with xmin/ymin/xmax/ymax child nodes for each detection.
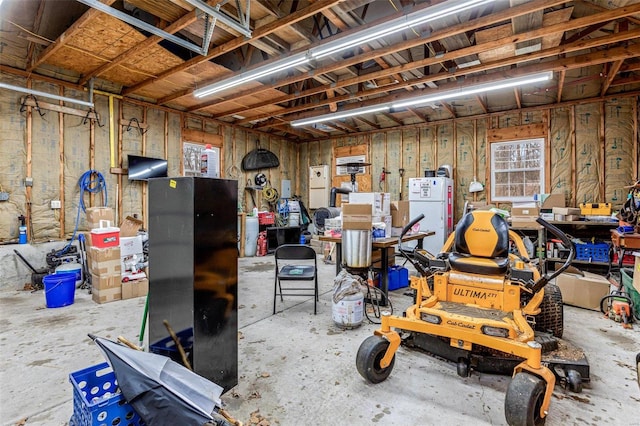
<box><xmin>490</xmin><ymin>138</ymin><xmax>544</xmax><ymax>202</ymax></box>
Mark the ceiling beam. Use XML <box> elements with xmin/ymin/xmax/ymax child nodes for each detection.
<box><xmin>188</xmin><ymin>0</ymin><xmax>572</xmax><ymax>113</ymax></box>
<box><xmin>235</xmin><ymin>27</ymin><xmax>640</xmax><ymax>125</ymax></box>
<box><xmin>475</xmin><ymin>95</ymin><xmax>488</xmax><ymax>114</ymax></box>
<box><xmin>214</xmin><ymin>2</ymin><xmax>639</xmax><ymax>120</ymax></box>
<box><xmin>25</xmin><ymin>0</ymin><xmax>46</xmax><ymax>70</ymax></box>
<box><xmin>277</xmin><ymin>42</ymin><xmax>640</xmax><ymax>125</ymax></box>
<box><xmin>123</xmin><ymin>0</ymin><xmax>344</xmax><ymax>95</ymax></box>
<box><xmin>556</xmin><ymin>70</ymin><xmax>565</xmax><ymax>103</ymax></box>
<box><xmin>353</xmin><ymin>115</ymin><xmax>381</xmax><ymax>129</ymax></box>
<box><xmin>514</xmin><ymin>88</ymin><xmax>522</xmax><ymax>109</ymax></box>
<box><xmin>601</xmin><ymin>60</ymin><xmax>625</xmax><ymax>96</ymax></box>
<box><xmin>28</xmin><ymin>0</ymin><xmax>118</xmax><ymax>72</ymax></box>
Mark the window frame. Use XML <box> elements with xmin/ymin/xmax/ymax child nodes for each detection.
<box><xmin>490</xmin><ymin>138</ymin><xmax>545</xmax><ymax>202</ymax></box>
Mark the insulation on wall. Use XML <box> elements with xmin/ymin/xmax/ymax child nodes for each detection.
<box><xmin>436</xmin><ymin>123</ymin><xmax>454</xmax><ymax>172</ymax></box>
<box><xmin>455</xmin><ymin>121</ymin><xmax>474</xmax><ymax>218</ymax></box>
<box><xmin>604</xmin><ymin>98</ymin><xmax>635</xmax><ymax>207</ymax></box>
<box><xmin>0</xmin><ymin>73</ymin><xmax>27</xmax><ymax>241</ymax></box>
<box><xmin>549</xmin><ymin>107</ymin><xmax>572</xmax><ymax>205</ymax></box>
<box><xmin>574</xmin><ymin>103</ymin><xmax>602</xmax><ymax>204</ymax></box>
<box><xmin>475</xmin><ymin>119</ymin><xmax>488</xmax><ymax>204</ymax></box>
<box><xmin>402</xmin><ymin>129</ymin><xmax>419</xmax><ymax>195</ymax></box>
<box><xmin>120</xmin><ymin>103</ymin><xmax>144</xmax><ymax>220</ymax></box>
<box><xmin>385</xmin><ymin>131</ymin><xmax>401</xmax><ymax>200</ymax></box>
<box><xmin>419</xmin><ymin>127</ymin><xmax>436</xmax><ymax>175</ymax></box>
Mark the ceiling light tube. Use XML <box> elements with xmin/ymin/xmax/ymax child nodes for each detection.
<box><xmin>311</xmin><ymin>0</ymin><xmax>495</xmax><ymax>59</ymax></box>
<box><xmin>392</xmin><ymin>71</ymin><xmax>553</xmax><ymax>109</ymax></box>
<box><xmin>0</xmin><ymin>82</ymin><xmax>95</xmax><ymax>108</ymax></box>
<box><xmin>193</xmin><ymin>54</ymin><xmax>310</xmax><ymax>98</ymax></box>
<box><xmin>290</xmin><ymin>71</ymin><xmax>552</xmax><ymax>128</ymax></box>
<box><xmin>291</xmin><ymin>105</ymin><xmax>390</xmax><ymax>127</ymax></box>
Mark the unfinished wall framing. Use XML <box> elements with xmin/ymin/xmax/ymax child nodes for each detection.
<box><xmin>0</xmin><ymin>72</ymin><xmax>297</xmax><ymax>243</ymax></box>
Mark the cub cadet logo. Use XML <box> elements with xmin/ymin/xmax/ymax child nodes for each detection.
<box><xmin>453</xmin><ymin>288</ymin><xmax>496</xmax><ymax>299</ymax></box>
<box><xmin>472</xmin><ymin>227</ymin><xmax>491</xmax><ymax>232</ymax></box>
<box><xmin>446</xmin><ymin>320</ymin><xmax>475</xmax><ymax>329</ymax></box>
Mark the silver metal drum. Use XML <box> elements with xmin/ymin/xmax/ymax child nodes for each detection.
<box><xmin>342</xmin><ymin>229</ymin><xmax>372</xmax><ymax>268</ymax></box>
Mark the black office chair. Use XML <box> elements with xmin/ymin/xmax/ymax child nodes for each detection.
<box><xmin>273</xmin><ymin>244</ymin><xmax>319</xmax><ymax>314</ymax></box>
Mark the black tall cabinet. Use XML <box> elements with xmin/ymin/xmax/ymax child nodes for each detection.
<box><xmin>148</xmin><ymin>177</ymin><xmax>238</xmax><ymax>392</ymax></box>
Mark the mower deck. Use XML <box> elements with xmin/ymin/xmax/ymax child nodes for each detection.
<box><xmin>402</xmin><ymin>330</ymin><xmax>590</xmax><ymax>388</ymax></box>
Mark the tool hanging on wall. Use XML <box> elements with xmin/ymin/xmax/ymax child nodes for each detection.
<box><xmin>398</xmin><ymin>168</ymin><xmax>405</xmax><ymax>200</ymax></box>
<box><xmin>125</xmin><ymin>117</ymin><xmax>147</xmax><ymax>136</ymax></box>
<box><xmin>379</xmin><ymin>168</ymin><xmax>391</xmax><ymax>191</ymax></box>
<box><xmin>20</xmin><ymin>95</ymin><xmax>46</xmax><ymax>117</ymax></box>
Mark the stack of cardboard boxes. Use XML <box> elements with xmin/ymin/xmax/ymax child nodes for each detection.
<box><xmin>348</xmin><ymin>192</ymin><xmax>392</xmax><ymax>237</ymax></box>
<box><xmin>85</xmin><ymin>207</ymin><xmax>148</xmax><ymax>304</ymax></box>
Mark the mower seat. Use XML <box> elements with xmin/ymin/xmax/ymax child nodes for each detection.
<box><xmin>448</xmin><ymin>211</ymin><xmax>510</xmax><ymax>275</ymax></box>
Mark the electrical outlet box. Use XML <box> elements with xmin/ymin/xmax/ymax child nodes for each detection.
<box><xmin>25</xmin><ymin>177</ymin><xmax>33</xmax><ymax>187</ymax></box>
<box><xmin>51</xmin><ymin>200</ymin><xmax>61</xmax><ymax>209</ymax></box>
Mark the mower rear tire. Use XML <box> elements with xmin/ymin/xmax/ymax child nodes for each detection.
<box><xmin>356</xmin><ymin>335</ymin><xmax>395</xmax><ymax>384</ymax></box>
<box><xmin>535</xmin><ymin>283</ymin><xmax>563</xmax><ymax>338</ymax></box>
<box><xmin>505</xmin><ymin>372</ymin><xmax>547</xmax><ymax>426</ymax></box>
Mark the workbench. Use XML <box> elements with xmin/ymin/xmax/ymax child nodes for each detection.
<box><xmin>319</xmin><ymin>232</ymin><xmax>434</xmax><ymax>305</ymax></box>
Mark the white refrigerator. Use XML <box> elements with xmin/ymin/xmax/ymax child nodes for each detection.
<box><xmin>408</xmin><ymin>177</ymin><xmax>454</xmax><ymax>255</ymax></box>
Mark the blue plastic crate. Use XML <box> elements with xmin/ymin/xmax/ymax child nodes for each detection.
<box><xmin>574</xmin><ymin>242</ymin><xmax>610</xmax><ymax>263</ymax></box>
<box><xmin>149</xmin><ymin>328</ymin><xmax>193</xmax><ymax>364</ymax></box>
<box><xmin>69</xmin><ymin>362</ymin><xmax>145</xmax><ymax>426</ymax></box>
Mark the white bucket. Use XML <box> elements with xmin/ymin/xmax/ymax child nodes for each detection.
<box><xmin>332</xmin><ymin>292</ymin><xmax>364</xmax><ymax>329</ymax></box>
<box><xmin>245</xmin><ymin>216</ymin><xmax>259</xmax><ymax>257</ymax></box>
<box><xmin>55</xmin><ymin>262</ymin><xmax>83</xmax><ymax>287</ymax></box>
<box><xmin>288</xmin><ymin>212</ymin><xmax>300</xmax><ymax>227</ymax></box>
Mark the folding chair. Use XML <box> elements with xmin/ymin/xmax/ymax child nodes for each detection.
<box><xmin>273</xmin><ymin>244</ymin><xmax>319</xmax><ymax>314</ymax></box>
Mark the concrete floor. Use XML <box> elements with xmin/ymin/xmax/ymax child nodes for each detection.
<box><xmin>1</xmin><ymin>252</ymin><xmax>639</xmax><ymax>426</ymax></box>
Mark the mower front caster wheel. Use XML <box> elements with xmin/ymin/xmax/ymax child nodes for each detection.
<box><xmin>566</xmin><ymin>369</ymin><xmax>582</xmax><ymax>393</ymax></box>
<box><xmin>356</xmin><ymin>335</ymin><xmax>395</xmax><ymax>384</ymax></box>
<box><xmin>505</xmin><ymin>372</ymin><xmax>547</xmax><ymax>426</ymax></box>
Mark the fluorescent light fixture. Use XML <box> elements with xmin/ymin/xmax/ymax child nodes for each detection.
<box><xmin>291</xmin><ymin>105</ymin><xmax>390</xmax><ymax>127</ymax></box>
<box><xmin>311</xmin><ymin>0</ymin><xmax>494</xmax><ymax>60</ymax></box>
<box><xmin>290</xmin><ymin>71</ymin><xmax>553</xmax><ymax>127</ymax></box>
<box><xmin>194</xmin><ymin>54</ymin><xmax>309</xmax><ymax>98</ymax></box>
<box><xmin>193</xmin><ymin>0</ymin><xmax>495</xmax><ymax>99</ymax></box>
<box><xmin>0</xmin><ymin>82</ymin><xmax>94</xmax><ymax>108</ymax></box>
<box><xmin>392</xmin><ymin>71</ymin><xmax>552</xmax><ymax>109</ymax></box>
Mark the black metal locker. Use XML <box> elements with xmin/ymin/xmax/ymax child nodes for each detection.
<box><xmin>148</xmin><ymin>177</ymin><xmax>238</xmax><ymax>392</ymax></box>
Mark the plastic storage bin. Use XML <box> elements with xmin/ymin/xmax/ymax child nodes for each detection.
<box><xmin>69</xmin><ymin>362</ymin><xmax>144</xmax><ymax>426</ymax></box>
<box><xmin>574</xmin><ymin>242</ymin><xmax>610</xmax><ymax>263</ymax></box>
<box><xmin>149</xmin><ymin>328</ymin><xmax>193</xmax><ymax>364</ymax></box>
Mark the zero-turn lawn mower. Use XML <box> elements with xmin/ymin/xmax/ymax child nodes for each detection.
<box><xmin>356</xmin><ymin>210</ymin><xmax>590</xmax><ymax>426</ymax></box>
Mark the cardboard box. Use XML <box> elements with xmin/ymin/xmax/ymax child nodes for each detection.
<box><xmin>348</xmin><ymin>192</ymin><xmax>391</xmax><ymax>215</ymax></box>
<box><xmin>89</xmin><ymin>258</ymin><xmax>121</xmax><ymax>277</ymax></box>
<box><xmin>92</xmin><ymin>286</ymin><xmax>122</xmax><ymax>304</ymax></box>
<box><xmin>511</xmin><ymin>207</ymin><xmax>540</xmax><ymax>217</ymax></box>
<box><xmin>91</xmin><ymin>273</ymin><xmax>121</xmax><ymax>290</ymax></box>
<box><xmin>122</xmin><ymin>278</ymin><xmax>149</xmax><ymax>300</ymax></box>
<box><xmin>89</xmin><ymin>246</ymin><xmax>121</xmax><ymax>262</ymax></box>
<box><xmin>391</xmin><ymin>201</ymin><xmax>410</xmax><ymax>227</ymax></box>
<box><xmin>119</xmin><ymin>216</ymin><xmax>143</xmax><ymax>237</ymax></box>
<box><xmin>552</xmin><ymin>207</ymin><xmax>581</xmax><ymax>216</ymax></box>
<box><xmin>86</xmin><ymin>207</ymin><xmax>115</xmax><ymax>229</ymax></box>
<box><xmin>536</xmin><ymin>193</ymin><xmax>565</xmax><ymax>209</ymax></box>
<box><xmin>342</xmin><ymin>203</ymin><xmax>372</xmax><ymax>230</ymax></box>
<box><xmin>540</xmin><ymin>212</ymin><xmax>554</xmax><ymax>221</ymax></box>
<box><xmin>555</xmin><ymin>271</ymin><xmax>611</xmax><ymax>311</ymax></box>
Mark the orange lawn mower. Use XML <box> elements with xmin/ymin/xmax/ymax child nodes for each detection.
<box><xmin>356</xmin><ymin>210</ymin><xmax>590</xmax><ymax>426</ymax></box>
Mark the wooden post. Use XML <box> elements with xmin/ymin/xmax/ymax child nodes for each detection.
<box><xmin>26</xmin><ymin>80</ymin><xmax>33</xmax><ymax>242</ymax></box>
<box><xmin>117</xmin><ymin>101</ymin><xmax>123</xmax><ymax>224</ymax></box>
<box><xmin>599</xmin><ymin>102</ymin><xmax>606</xmax><ymax>202</ymax></box>
<box><xmin>570</xmin><ymin>105</ymin><xmax>577</xmax><ymax>208</ymax></box>
<box><xmin>58</xmin><ymin>86</ymin><xmax>65</xmax><ymax>238</ymax></box>
<box><xmin>633</xmin><ymin>97</ymin><xmax>638</xmax><ymax>180</ymax></box>
<box><xmin>142</xmin><ymin>106</ymin><xmax>148</xmax><ymax>229</ymax></box>
<box><xmin>473</xmin><ymin>119</ymin><xmax>478</xmax><ymax>203</ymax></box>
<box><xmin>544</xmin><ymin>110</ymin><xmax>551</xmax><ymax>193</ymax></box>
